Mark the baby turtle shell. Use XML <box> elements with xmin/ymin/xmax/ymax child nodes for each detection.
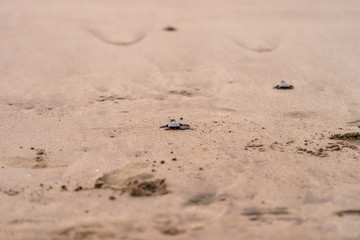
<box><xmin>160</xmin><ymin>119</ymin><xmax>190</xmax><ymax>130</ymax></box>
<box><xmin>274</xmin><ymin>81</ymin><xmax>294</xmax><ymax>89</ymax></box>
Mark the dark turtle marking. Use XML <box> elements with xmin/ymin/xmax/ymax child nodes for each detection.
<box><xmin>160</xmin><ymin>119</ymin><xmax>189</xmax><ymax>130</ymax></box>
<box><xmin>274</xmin><ymin>80</ymin><xmax>294</xmax><ymax>89</ymax></box>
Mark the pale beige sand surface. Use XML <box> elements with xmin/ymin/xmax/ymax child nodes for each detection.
<box><xmin>1</xmin><ymin>0</ymin><xmax>360</xmax><ymax>239</ymax></box>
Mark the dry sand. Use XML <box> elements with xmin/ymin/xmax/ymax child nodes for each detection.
<box><xmin>1</xmin><ymin>0</ymin><xmax>360</xmax><ymax>239</ymax></box>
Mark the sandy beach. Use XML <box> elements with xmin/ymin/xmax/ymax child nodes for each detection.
<box><xmin>1</xmin><ymin>0</ymin><xmax>360</xmax><ymax>239</ymax></box>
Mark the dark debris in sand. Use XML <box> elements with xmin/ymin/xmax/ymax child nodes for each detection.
<box><xmin>31</xmin><ymin>148</ymin><xmax>48</xmax><ymax>168</ymax></box>
<box><xmin>169</xmin><ymin>90</ymin><xmax>193</xmax><ymax>97</ymax></box>
<box><xmin>335</xmin><ymin>209</ymin><xmax>360</xmax><ymax>217</ymax></box>
<box><xmin>296</xmin><ymin>147</ymin><xmax>329</xmax><ymax>158</ymax></box>
<box><xmin>94</xmin><ymin>172</ymin><xmax>169</xmax><ymax>197</ymax></box>
<box><xmin>164</xmin><ymin>26</ymin><xmax>177</xmax><ymax>32</ymax></box>
<box><xmin>185</xmin><ymin>193</ymin><xmax>216</xmax><ymax>206</ymax></box>
<box><xmin>4</xmin><ymin>189</ymin><xmax>20</xmax><ymax>196</ymax></box>
<box><xmin>96</xmin><ymin>95</ymin><xmax>128</xmax><ymax>102</ymax></box>
<box><xmin>242</xmin><ymin>207</ymin><xmax>290</xmax><ymax>221</ymax></box>
<box><xmin>242</xmin><ymin>207</ymin><xmax>289</xmax><ymax>216</ymax></box>
<box><xmin>245</xmin><ymin>139</ymin><xmax>265</xmax><ymax>152</ymax></box>
<box><xmin>330</xmin><ymin>132</ymin><xmax>360</xmax><ymax>141</ymax></box>
<box><xmin>157</xmin><ymin>225</ymin><xmax>185</xmax><ymax>235</ymax></box>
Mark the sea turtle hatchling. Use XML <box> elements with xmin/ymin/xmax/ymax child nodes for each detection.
<box><xmin>160</xmin><ymin>119</ymin><xmax>190</xmax><ymax>130</ymax></box>
<box><xmin>273</xmin><ymin>80</ymin><xmax>294</xmax><ymax>89</ymax></box>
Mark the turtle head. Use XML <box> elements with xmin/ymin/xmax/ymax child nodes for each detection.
<box><xmin>170</xmin><ymin>119</ymin><xmax>176</xmax><ymax>122</ymax></box>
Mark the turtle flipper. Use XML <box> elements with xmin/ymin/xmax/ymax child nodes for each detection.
<box><xmin>179</xmin><ymin>123</ymin><xmax>189</xmax><ymax>126</ymax></box>
<box><xmin>273</xmin><ymin>85</ymin><xmax>293</xmax><ymax>89</ymax></box>
<box><xmin>160</xmin><ymin>124</ymin><xmax>168</xmax><ymax>128</ymax></box>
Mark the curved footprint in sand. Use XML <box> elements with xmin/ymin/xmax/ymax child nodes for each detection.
<box><xmin>87</xmin><ymin>27</ymin><xmax>146</xmax><ymax>46</ymax></box>
<box><xmin>57</xmin><ymin>220</ymin><xmax>144</xmax><ymax>240</ymax></box>
<box><xmin>94</xmin><ymin>163</ymin><xmax>169</xmax><ymax>196</ymax></box>
<box><xmin>235</xmin><ymin>41</ymin><xmax>280</xmax><ymax>53</ymax></box>
<box><xmin>0</xmin><ymin>157</ymin><xmax>47</xmax><ymax>169</ymax></box>
<box><xmin>284</xmin><ymin>111</ymin><xmax>316</xmax><ymax>119</ymax></box>
<box><xmin>232</xmin><ymin>34</ymin><xmax>282</xmax><ymax>53</ymax></box>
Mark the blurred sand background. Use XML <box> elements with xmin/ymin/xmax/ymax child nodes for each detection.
<box><xmin>1</xmin><ymin>0</ymin><xmax>360</xmax><ymax>239</ymax></box>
